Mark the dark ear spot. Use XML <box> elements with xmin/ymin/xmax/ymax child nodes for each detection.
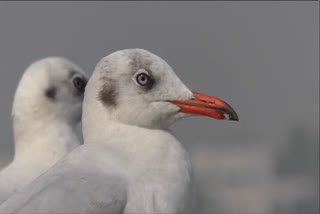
<box><xmin>98</xmin><ymin>78</ymin><xmax>117</xmax><ymax>107</ymax></box>
<box><xmin>45</xmin><ymin>86</ymin><xmax>57</xmax><ymax>101</ymax></box>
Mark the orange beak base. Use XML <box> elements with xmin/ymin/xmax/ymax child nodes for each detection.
<box><xmin>170</xmin><ymin>91</ymin><xmax>239</xmax><ymax>121</ymax></box>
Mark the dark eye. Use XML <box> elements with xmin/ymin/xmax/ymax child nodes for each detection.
<box><xmin>136</xmin><ymin>73</ymin><xmax>150</xmax><ymax>86</ymax></box>
<box><xmin>73</xmin><ymin>77</ymin><xmax>86</xmax><ymax>92</ymax></box>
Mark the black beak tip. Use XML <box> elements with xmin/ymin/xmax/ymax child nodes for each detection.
<box><xmin>229</xmin><ymin>112</ymin><xmax>239</xmax><ymax>121</ymax></box>
<box><xmin>224</xmin><ymin>103</ymin><xmax>239</xmax><ymax>121</ymax></box>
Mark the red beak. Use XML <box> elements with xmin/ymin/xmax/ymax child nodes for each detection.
<box><xmin>170</xmin><ymin>91</ymin><xmax>239</xmax><ymax>121</ymax></box>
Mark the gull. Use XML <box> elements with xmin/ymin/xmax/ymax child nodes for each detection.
<box><xmin>0</xmin><ymin>49</ymin><xmax>238</xmax><ymax>213</ymax></box>
<box><xmin>0</xmin><ymin>57</ymin><xmax>88</xmax><ymax>204</ymax></box>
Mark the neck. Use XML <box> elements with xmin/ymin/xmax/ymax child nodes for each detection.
<box><xmin>83</xmin><ymin>101</ymin><xmax>184</xmax><ymax>161</ymax></box>
<box><xmin>13</xmin><ymin>115</ymin><xmax>80</xmax><ymax>162</ymax></box>
<box><xmin>83</xmin><ymin>112</ymin><xmax>191</xmax><ymax>180</ymax></box>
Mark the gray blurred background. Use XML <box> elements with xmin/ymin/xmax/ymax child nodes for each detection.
<box><xmin>0</xmin><ymin>2</ymin><xmax>318</xmax><ymax>213</ymax></box>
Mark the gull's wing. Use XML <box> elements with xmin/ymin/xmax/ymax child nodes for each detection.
<box><xmin>0</xmin><ymin>147</ymin><xmax>127</xmax><ymax>214</ymax></box>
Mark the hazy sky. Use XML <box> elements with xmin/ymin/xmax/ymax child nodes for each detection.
<box><xmin>0</xmin><ymin>2</ymin><xmax>318</xmax><ymax>163</ymax></box>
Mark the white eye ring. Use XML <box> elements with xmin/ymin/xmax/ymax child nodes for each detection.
<box><xmin>136</xmin><ymin>73</ymin><xmax>150</xmax><ymax>86</ymax></box>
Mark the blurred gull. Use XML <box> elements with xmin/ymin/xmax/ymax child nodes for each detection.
<box><xmin>0</xmin><ymin>57</ymin><xmax>88</xmax><ymax>203</ymax></box>
<box><xmin>0</xmin><ymin>49</ymin><xmax>238</xmax><ymax>213</ymax></box>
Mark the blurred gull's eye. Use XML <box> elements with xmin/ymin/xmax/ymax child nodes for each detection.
<box><xmin>73</xmin><ymin>77</ymin><xmax>86</xmax><ymax>92</ymax></box>
<box><xmin>136</xmin><ymin>73</ymin><xmax>150</xmax><ymax>86</ymax></box>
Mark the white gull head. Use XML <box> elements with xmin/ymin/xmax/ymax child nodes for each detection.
<box><xmin>12</xmin><ymin>57</ymin><xmax>87</xmax><ymax>128</ymax></box>
<box><xmin>12</xmin><ymin>57</ymin><xmax>88</xmax><ymax>154</ymax></box>
<box><xmin>83</xmin><ymin>49</ymin><xmax>238</xmax><ymax>142</ymax></box>
<box><xmin>83</xmin><ymin>49</ymin><xmax>192</xmax><ymax>132</ymax></box>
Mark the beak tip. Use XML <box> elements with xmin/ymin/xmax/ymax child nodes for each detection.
<box><xmin>229</xmin><ymin>114</ymin><xmax>239</xmax><ymax>121</ymax></box>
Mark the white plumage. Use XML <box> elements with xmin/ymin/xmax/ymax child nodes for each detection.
<box><xmin>0</xmin><ymin>57</ymin><xmax>88</xmax><ymax>204</ymax></box>
<box><xmin>0</xmin><ymin>49</ymin><xmax>238</xmax><ymax>213</ymax></box>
